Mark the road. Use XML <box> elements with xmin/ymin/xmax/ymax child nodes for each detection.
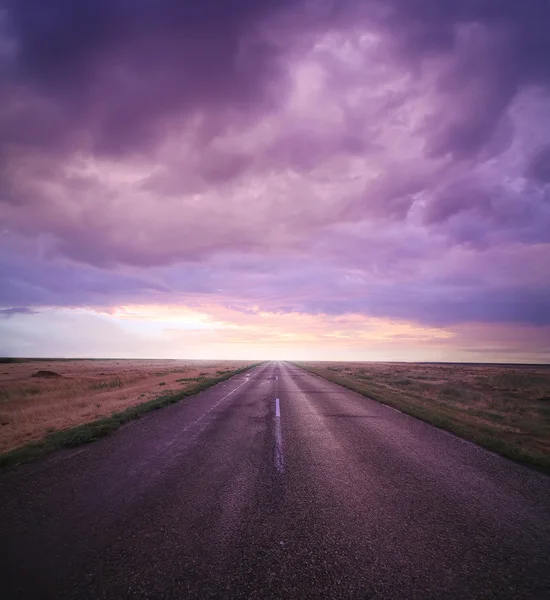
<box><xmin>1</xmin><ymin>361</ymin><xmax>549</xmax><ymax>599</ymax></box>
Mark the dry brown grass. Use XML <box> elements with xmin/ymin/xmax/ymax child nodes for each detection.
<box><xmin>297</xmin><ymin>361</ymin><xmax>550</xmax><ymax>471</ymax></box>
<box><xmin>0</xmin><ymin>359</ymin><xmax>252</xmax><ymax>453</ymax></box>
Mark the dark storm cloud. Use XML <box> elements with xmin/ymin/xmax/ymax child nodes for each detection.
<box><xmin>1</xmin><ymin>0</ymin><xmax>303</xmax><ymax>156</ymax></box>
<box><xmin>1</xmin><ymin>0</ymin><xmax>549</xmax><ymax>160</ymax></box>
<box><xmin>0</xmin><ymin>306</ymin><xmax>37</xmax><ymax>317</ymax></box>
<box><xmin>0</xmin><ymin>251</ymin><xmax>167</xmax><ymax>307</ymax></box>
<box><xmin>347</xmin><ymin>285</ymin><xmax>550</xmax><ymax>328</ymax></box>
<box><xmin>388</xmin><ymin>0</ymin><xmax>550</xmax><ymax>158</ymax></box>
<box><xmin>383</xmin><ymin>0</ymin><xmax>550</xmax><ymax>83</ymax></box>
<box><xmin>527</xmin><ymin>145</ymin><xmax>550</xmax><ymax>184</ymax></box>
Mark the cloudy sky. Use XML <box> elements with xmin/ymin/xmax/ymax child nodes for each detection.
<box><xmin>1</xmin><ymin>0</ymin><xmax>549</xmax><ymax>362</ymax></box>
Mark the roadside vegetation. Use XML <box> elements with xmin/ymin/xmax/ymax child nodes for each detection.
<box><xmin>296</xmin><ymin>361</ymin><xmax>550</xmax><ymax>473</ymax></box>
<box><xmin>0</xmin><ymin>359</ymin><xmax>256</xmax><ymax>467</ymax></box>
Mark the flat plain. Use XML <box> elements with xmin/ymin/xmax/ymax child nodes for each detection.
<box><xmin>297</xmin><ymin>361</ymin><xmax>550</xmax><ymax>471</ymax></box>
<box><xmin>1</xmin><ymin>362</ymin><xmax>549</xmax><ymax>599</ymax></box>
<box><xmin>0</xmin><ymin>358</ymin><xmax>253</xmax><ymax>454</ymax></box>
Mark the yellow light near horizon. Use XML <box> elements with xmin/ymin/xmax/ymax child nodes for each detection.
<box><xmin>98</xmin><ymin>305</ymin><xmax>223</xmax><ymax>328</ymax></box>
<box><xmin>90</xmin><ymin>303</ymin><xmax>454</xmax><ymax>349</ymax></box>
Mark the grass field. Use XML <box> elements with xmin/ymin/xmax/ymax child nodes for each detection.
<box><xmin>296</xmin><ymin>361</ymin><xmax>550</xmax><ymax>472</ymax></box>
<box><xmin>0</xmin><ymin>359</ymin><xmax>254</xmax><ymax>459</ymax></box>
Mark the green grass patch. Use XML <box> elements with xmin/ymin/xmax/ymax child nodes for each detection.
<box><xmin>0</xmin><ymin>364</ymin><xmax>261</xmax><ymax>469</ymax></box>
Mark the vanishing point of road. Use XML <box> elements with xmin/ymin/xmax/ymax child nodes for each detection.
<box><xmin>1</xmin><ymin>362</ymin><xmax>549</xmax><ymax>599</ymax></box>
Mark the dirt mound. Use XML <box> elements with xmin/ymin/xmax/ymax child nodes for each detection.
<box><xmin>31</xmin><ymin>370</ymin><xmax>63</xmax><ymax>379</ymax></box>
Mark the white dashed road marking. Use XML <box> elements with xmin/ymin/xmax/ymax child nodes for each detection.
<box><xmin>274</xmin><ymin>397</ymin><xmax>284</xmax><ymax>473</ymax></box>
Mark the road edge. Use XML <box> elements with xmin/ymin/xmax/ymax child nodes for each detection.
<box><xmin>0</xmin><ymin>363</ymin><xmax>263</xmax><ymax>469</ymax></box>
<box><xmin>293</xmin><ymin>362</ymin><xmax>550</xmax><ymax>476</ymax></box>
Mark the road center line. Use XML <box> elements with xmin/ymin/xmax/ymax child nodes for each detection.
<box><xmin>274</xmin><ymin>398</ymin><xmax>284</xmax><ymax>473</ymax></box>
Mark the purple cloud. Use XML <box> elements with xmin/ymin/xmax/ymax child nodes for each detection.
<box><xmin>0</xmin><ymin>307</ymin><xmax>37</xmax><ymax>318</ymax></box>
<box><xmin>527</xmin><ymin>145</ymin><xmax>550</xmax><ymax>184</ymax></box>
<box><xmin>2</xmin><ymin>0</ymin><xmax>549</xmax><ymax>160</ymax></box>
<box><xmin>1</xmin><ymin>0</ymin><xmax>550</xmax><ymax>358</ymax></box>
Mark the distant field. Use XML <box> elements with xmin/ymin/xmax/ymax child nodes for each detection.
<box><xmin>296</xmin><ymin>361</ymin><xmax>550</xmax><ymax>472</ymax></box>
<box><xmin>0</xmin><ymin>359</ymin><xmax>253</xmax><ymax>454</ymax></box>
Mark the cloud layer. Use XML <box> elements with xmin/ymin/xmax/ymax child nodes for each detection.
<box><xmin>1</xmin><ymin>0</ymin><xmax>549</xmax><ymax>359</ymax></box>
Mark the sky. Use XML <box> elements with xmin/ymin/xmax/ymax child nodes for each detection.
<box><xmin>0</xmin><ymin>0</ymin><xmax>549</xmax><ymax>362</ymax></box>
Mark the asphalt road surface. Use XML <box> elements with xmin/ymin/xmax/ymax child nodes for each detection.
<box><xmin>1</xmin><ymin>362</ymin><xmax>549</xmax><ymax>599</ymax></box>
